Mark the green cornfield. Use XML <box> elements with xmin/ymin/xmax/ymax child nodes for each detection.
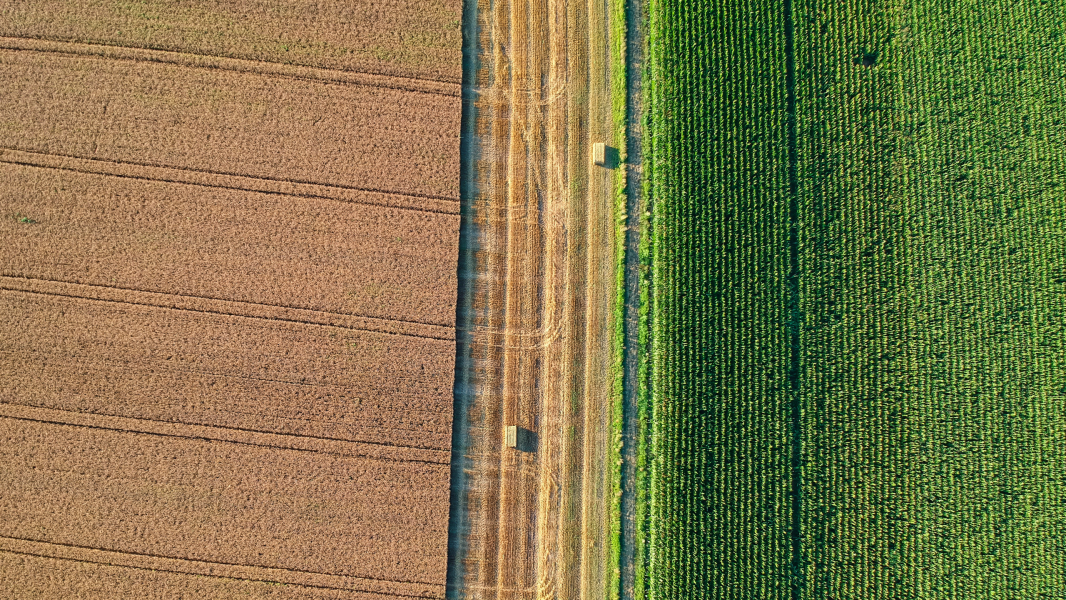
<box><xmin>641</xmin><ymin>0</ymin><xmax>1066</xmax><ymax>598</ymax></box>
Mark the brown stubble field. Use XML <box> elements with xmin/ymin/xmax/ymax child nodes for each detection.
<box><xmin>0</xmin><ymin>49</ymin><xmax>458</xmax><ymax>199</ymax></box>
<box><xmin>0</xmin><ymin>161</ymin><xmax>458</xmax><ymax>325</ymax></box>
<box><xmin>0</xmin><ymin>419</ymin><xmax>447</xmax><ymax>588</ymax></box>
<box><xmin>0</xmin><ymin>0</ymin><xmax>462</xmax><ymax>83</ymax></box>
<box><xmin>0</xmin><ymin>1</ymin><xmax>460</xmax><ymax>599</ymax></box>
<box><xmin>448</xmin><ymin>0</ymin><xmax>621</xmax><ymax>594</ymax></box>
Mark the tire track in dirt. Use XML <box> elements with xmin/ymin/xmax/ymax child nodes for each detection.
<box><xmin>0</xmin><ymin>537</ymin><xmax>444</xmax><ymax>599</ymax></box>
<box><xmin>1</xmin><ymin>356</ymin><xmax>453</xmax><ymax>450</ymax></box>
<box><xmin>0</xmin><ymin>416</ymin><xmax>448</xmax><ymax>467</ymax></box>
<box><xmin>0</xmin><ymin>276</ymin><xmax>453</xmax><ymax>339</ymax></box>
<box><xmin>0</xmin><ymin>37</ymin><xmax>461</xmax><ymax>97</ymax></box>
<box><xmin>0</xmin><ymin>404</ymin><xmax>450</xmax><ymax>465</ymax></box>
<box><xmin>0</xmin><ymin>549</ymin><xmax>426</xmax><ymax>600</ymax></box>
<box><xmin>0</xmin><ymin>147</ymin><xmax>461</xmax><ymax>210</ymax></box>
<box><xmin>3</xmin><ymin>344</ymin><xmax>447</xmax><ymax>399</ymax></box>
<box><xmin>0</xmin><ymin>157</ymin><xmax>458</xmax><ymax>217</ymax></box>
<box><xmin>1</xmin><ymin>6</ymin><xmax>462</xmax><ymax>593</ymax></box>
<box><xmin>0</xmin><ymin>281</ymin><xmax>452</xmax><ymax>341</ymax></box>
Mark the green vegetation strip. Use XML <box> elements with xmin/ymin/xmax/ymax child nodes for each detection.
<box><xmin>645</xmin><ymin>0</ymin><xmax>793</xmax><ymax>596</ymax></box>
<box><xmin>642</xmin><ymin>0</ymin><xmax>1066</xmax><ymax>597</ymax></box>
<box><xmin>609</xmin><ymin>0</ymin><xmax>629</xmax><ymax>598</ymax></box>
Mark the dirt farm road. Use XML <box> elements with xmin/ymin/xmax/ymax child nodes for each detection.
<box><xmin>447</xmin><ymin>0</ymin><xmax>622</xmax><ymax>596</ymax></box>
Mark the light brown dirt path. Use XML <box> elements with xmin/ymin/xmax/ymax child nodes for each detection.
<box><xmin>447</xmin><ymin>0</ymin><xmax>622</xmax><ymax>595</ymax></box>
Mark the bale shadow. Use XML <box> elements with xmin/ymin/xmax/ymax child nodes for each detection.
<box><xmin>516</xmin><ymin>426</ymin><xmax>538</xmax><ymax>453</ymax></box>
<box><xmin>602</xmin><ymin>145</ymin><xmax>622</xmax><ymax>169</ymax></box>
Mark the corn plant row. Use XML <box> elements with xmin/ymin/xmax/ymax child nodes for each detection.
<box><xmin>641</xmin><ymin>0</ymin><xmax>1066</xmax><ymax>597</ymax></box>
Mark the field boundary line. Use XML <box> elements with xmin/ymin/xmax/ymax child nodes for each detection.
<box><xmin>0</xmin><ymin>536</ymin><xmax>445</xmax><ymax>599</ymax></box>
<box><xmin>0</xmin><ymin>36</ymin><xmax>460</xmax><ymax>97</ymax></box>
<box><xmin>0</xmin><ymin>404</ymin><xmax>450</xmax><ymax>465</ymax></box>
<box><xmin>0</xmin><ymin>276</ymin><xmax>454</xmax><ymax>341</ymax></box>
<box><xmin>0</xmin><ymin>147</ymin><xmax>461</xmax><ymax>215</ymax></box>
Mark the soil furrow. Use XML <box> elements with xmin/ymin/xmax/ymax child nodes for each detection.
<box><xmin>0</xmin><ymin>154</ymin><xmax>461</xmax><ymax>328</ymax></box>
<box><xmin>1</xmin><ymin>1</ymin><xmax>462</xmax><ymax>593</ymax></box>
<box><xmin>0</xmin><ymin>551</ymin><xmax>433</xmax><ymax>600</ymax></box>
<box><xmin>1</xmin><ymin>292</ymin><xmax>455</xmax><ymax>450</ymax></box>
<box><xmin>0</xmin><ymin>535</ymin><xmax>445</xmax><ymax>590</ymax></box>
<box><xmin>0</xmin><ymin>399</ymin><xmax>451</xmax><ymax>447</ymax></box>
<box><xmin>0</xmin><ymin>550</ymin><xmax>433</xmax><ymax>600</ymax></box>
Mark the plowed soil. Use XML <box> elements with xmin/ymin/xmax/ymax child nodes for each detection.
<box><xmin>0</xmin><ymin>2</ymin><xmax>459</xmax><ymax>598</ymax></box>
<box><xmin>0</xmin><ymin>0</ymin><xmax>461</xmax><ymax>82</ymax></box>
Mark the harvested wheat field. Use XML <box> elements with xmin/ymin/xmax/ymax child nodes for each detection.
<box><xmin>0</xmin><ymin>0</ymin><xmax>462</xmax><ymax>82</ymax></box>
<box><xmin>0</xmin><ymin>1</ymin><xmax>460</xmax><ymax>598</ymax></box>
